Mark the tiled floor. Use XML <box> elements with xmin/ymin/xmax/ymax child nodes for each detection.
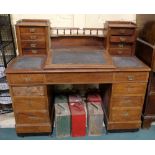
<box><xmin>0</xmin><ymin>112</ymin><xmax>15</xmax><ymax>128</ymax></box>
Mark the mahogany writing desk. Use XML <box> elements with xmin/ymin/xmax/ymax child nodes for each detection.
<box><xmin>5</xmin><ymin>19</ymin><xmax>150</xmax><ymax>135</ymax></box>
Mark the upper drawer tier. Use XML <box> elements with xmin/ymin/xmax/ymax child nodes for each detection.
<box><xmin>7</xmin><ymin>74</ymin><xmax>45</xmax><ymax>84</ymax></box>
<box><xmin>110</xmin><ymin>28</ymin><xmax>135</xmax><ymax>36</ymax></box>
<box><xmin>20</xmin><ymin>27</ymin><xmax>46</xmax><ymax>34</ymax></box>
<box><xmin>114</xmin><ymin>72</ymin><xmax>149</xmax><ymax>82</ymax></box>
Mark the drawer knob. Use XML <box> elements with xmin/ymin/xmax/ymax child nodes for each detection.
<box><xmin>118</xmin><ymin>44</ymin><xmax>124</xmax><ymax>48</ymax></box>
<box><xmin>29</xmin><ymin>28</ymin><xmax>35</xmax><ymax>33</ymax></box>
<box><xmin>123</xmin><ymin>112</ymin><xmax>129</xmax><ymax>116</ymax></box>
<box><xmin>25</xmin><ymin>77</ymin><xmax>31</xmax><ymax>82</ymax></box>
<box><xmin>30</xmin><ymin>36</ymin><xmax>37</xmax><ymax>40</ymax></box>
<box><xmin>120</xmin><ymin>29</ymin><xmax>126</xmax><ymax>34</ymax></box>
<box><xmin>32</xmin><ymin>50</ymin><xmax>37</xmax><ymax>54</ymax></box>
<box><xmin>120</xmin><ymin>37</ymin><xmax>126</xmax><ymax>42</ymax></box>
<box><xmin>128</xmin><ymin>75</ymin><xmax>134</xmax><ymax>81</ymax></box>
<box><xmin>30</xmin><ymin>43</ymin><xmax>36</xmax><ymax>48</ymax></box>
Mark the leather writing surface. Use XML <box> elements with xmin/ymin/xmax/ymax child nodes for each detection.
<box><xmin>12</xmin><ymin>56</ymin><xmax>43</xmax><ymax>70</ymax></box>
<box><xmin>52</xmin><ymin>48</ymin><xmax>106</xmax><ymax>64</ymax></box>
<box><xmin>112</xmin><ymin>56</ymin><xmax>145</xmax><ymax>68</ymax></box>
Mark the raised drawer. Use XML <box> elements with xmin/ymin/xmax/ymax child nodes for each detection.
<box><xmin>110</xmin><ymin>36</ymin><xmax>135</xmax><ymax>43</ymax></box>
<box><xmin>20</xmin><ymin>33</ymin><xmax>45</xmax><ymax>41</ymax></box>
<box><xmin>13</xmin><ymin>96</ymin><xmax>48</xmax><ymax>112</ymax></box>
<box><xmin>112</xmin><ymin>83</ymin><xmax>147</xmax><ymax>96</ymax></box>
<box><xmin>21</xmin><ymin>41</ymin><xmax>46</xmax><ymax>48</ymax></box>
<box><xmin>8</xmin><ymin>74</ymin><xmax>45</xmax><ymax>84</ymax></box>
<box><xmin>46</xmin><ymin>72</ymin><xmax>114</xmax><ymax>84</ymax></box>
<box><xmin>11</xmin><ymin>86</ymin><xmax>46</xmax><ymax>96</ymax></box>
<box><xmin>20</xmin><ymin>27</ymin><xmax>45</xmax><ymax>34</ymax></box>
<box><xmin>107</xmin><ymin>121</ymin><xmax>141</xmax><ymax>130</ymax></box>
<box><xmin>110</xmin><ymin>28</ymin><xmax>135</xmax><ymax>36</ymax></box>
<box><xmin>16</xmin><ymin>123</ymin><xmax>51</xmax><ymax>133</ymax></box>
<box><xmin>114</xmin><ymin>72</ymin><xmax>149</xmax><ymax>82</ymax></box>
<box><xmin>22</xmin><ymin>48</ymin><xmax>46</xmax><ymax>55</ymax></box>
<box><xmin>15</xmin><ymin>111</ymin><xmax>50</xmax><ymax>124</ymax></box>
<box><xmin>109</xmin><ymin>48</ymin><xmax>132</xmax><ymax>56</ymax></box>
<box><xmin>111</xmin><ymin>96</ymin><xmax>144</xmax><ymax>107</ymax></box>
<box><xmin>109</xmin><ymin>107</ymin><xmax>142</xmax><ymax>122</ymax></box>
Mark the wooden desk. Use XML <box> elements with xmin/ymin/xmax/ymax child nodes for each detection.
<box><xmin>6</xmin><ymin>48</ymin><xmax>150</xmax><ymax>134</ymax></box>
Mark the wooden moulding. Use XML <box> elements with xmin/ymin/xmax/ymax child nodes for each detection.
<box><xmin>55</xmin><ymin>103</ymin><xmax>71</xmax><ymax>138</ymax></box>
<box><xmin>87</xmin><ymin>102</ymin><xmax>104</xmax><ymax>136</ymax></box>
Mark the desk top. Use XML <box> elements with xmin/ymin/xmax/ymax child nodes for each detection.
<box><xmin>6</xmin><ymin>47</ymin><xmax>150</xmax><ymax>73</ymax></box>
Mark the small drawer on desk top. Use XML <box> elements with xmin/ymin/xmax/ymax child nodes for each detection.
<box><xmin>11</xmin><ymin>86</ymin><xmax>46</xmax><ymax>96</ymax></box>
<box><xmin>109</xmin><ymin>107</ymin><xmax>142</xmax><ymax>122</ymax></box>
<box><xmin>109</xmin><ymin>48</ymin><xmax>132</xmax><ymax>56</ymax></box>
<box><xmin>20</xmin><ymin>27</ymin><xmax>46</xmax><ymax>34</ymax></box>
<box><xmin>20</xmin><ymin>33</ymin><xmax>46</xmax><ymax>41</ymax></box>
<box><xmin>13</xmin><ymin>96</ymin><xmax>48</xmax><ymax>111</ymax></box>
<box><xmin>21</xmin><ymin>41</ymin><xmax>46</xmax><ymax>48</ymax></box>
<box><xmin>110</xmin><ymin>36</ymin><xmax>135</xmax><ymax>43</ymax></box>
<box><xmin>8</xmin><ymin>74</ymin><xmax>45</xmax><ymax>84</ymax></box>
<box><xmin>111</xmin><ymin>96</ymin><xmax>144</xmax><ymax>107</ymax></box>
<box><xmin>112</xmin><ymin>83</ymin><xmax>147</xmax><ymax>96</ymax></box>
<box><xmin>114</xmin><ymin>72</ymin><xmax>149</xmax><ymax>82</ymax></box>
<box><xmin>22</xmin><ymin>48</ymin><xmax>46</xmax><ymax>55</ymax></box>
<box><xmin>110</xmin><ymin>28</ymin><xmax>135</xmax><ymax>36</ymax></box>
<box><xmin>15</xmin><ymin>111</ymin><xmax>50</xmax><ymax>124</ymax></box>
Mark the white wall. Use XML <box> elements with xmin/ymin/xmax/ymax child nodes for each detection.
<box><xmin>12</xmin><ymin>14</ymin><xmax>136</xmax><ymax>28</ymax></box>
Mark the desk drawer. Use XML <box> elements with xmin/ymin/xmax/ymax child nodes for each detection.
<box><xmin>112</xmin><ymin>83</ymin><xmax>147</xmax><ymax>96</ymax></box>
<box><xmin>107</xmin><ymin>121</ymin><xmax>141</xmax><ymax>130</ymax></box>
<box><xmin>20</xmin><ymin>33</ymin><xmax>45</xmax><ymax>41</ymax></box>
<box><xmin>109</xmin><ymin>48</ymin><xmax>132</xmax><ymax>56</ymax></box>
<box><xmin>110</xmin><ymin>36</ymin><xmax>135</xmax><ymax>43</ymax></box>
<box><xmin>20</xmin><ymin>27</ymin><xmax>45</xmax><ymax>34</ymax></box>
<box><xmin>114</xmin><ymin>72</ymin><xmax>149</xmax><ymax>82</ymax></box>
<box><xmin>111</xmin><ymin>96</ymin><xmax>144</xmax><ymax>107</ymax></box>
<box><xmin>22</xmin><ymin>48</ymin><xmax>46</xmax><ymax>55</ymax></box>
<box><xmin>12</xmin><ymin>86</ymin><xmax>46</xmax><ymax>96</ymax></box>
<box><xmin>109</xmin><ymin>107</ymin><xmax>142</xmax><ymax>122</ymax></box>
<box><xmin>8</xmin><ymin>74</ymin><xmax>45</xmax><ymax>84</ymax></box>
<box><xmin>21</xmin><ymin>41</ymin><xmax>46</xmax><ymax>48</ymax></box>
<box><xmin>13</xmin><ymin>96</ymin><xmax>48</xmax><ymax>111</ymax></box>
<box><xmin>16</xmin><ymin>123</ymin><xmax>51</xmax><ymax>133</ymax></box>
<box><xmin>15</xmin><ymin>111</ymin><xmax>50</xmax><ymax>124</ymax></box>
<box><xmin>45</xmin><ymin>72</ymin><xmax>114</xmax><ymax>84</ymax></box>
<box><xmin>110</xmin><ymin>28</ymin><xmax>135</xmax><ymax>36</ymax></box>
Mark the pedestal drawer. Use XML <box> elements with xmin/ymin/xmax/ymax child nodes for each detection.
<box><xmin>20</xmin><ymin>27</ymin><xmax>45</xmax><ymax>34</ymax></box>
<box><xmin>109</xmin><ymin>48</ymin><xmax>132</xmax><ymax>56</ymax></box>
<box><xmin>111</xmin><ymin>96</ymin><xmax>144</xmax><ymax>107</ymax></box>
<box><xmin>15</xmin><ymin>111</ymin><xmax>50</xmax><ymax>124</ymax></box>
<box><xmin>114</xmin><ymin>72</ymin><xmax>149</xmax><ymax>82</ymax></box>
<box><xmin>107</xmin><ymin>121</ymin><xmax>141</xmax><ymax>130</ymax></box>
<box><xmin>16</xmin><ymin>123</ymin><xmax>51</xmax><ymax>133</ymax></box>
<box><xmin>112</xmin><ymin>83</ymin><xmax>147</xmax><ymax>96</ymax></box>
<box><xmin>109</xmin><ymin>107</ymin><xmax>142</xmax><ymax>122</ymax></box>
<box><xmin>110</xmin><ymin>28</ymin><xmax>135</xmax><ymax>36</ymax></box>
<box><xmin>110</xmin><ymin>36</ymin><xmax>135</xmax><ymax>43</ymax></box>
<box><xmin>13</xmin><ymin>96</ymin><xmax>48</xmax><ymax>111</ymax></box>
<box><xmin>20</xmin><ymin>33</ymin><xmax>45</xmax><ymax>41</ymax></box>
<box><xmin>21</xmin><ymin>41</ymin><xmax>46</xmax><ymax>48</ymax></box>
<box><xmin>11</xmin><ymin>86</ymin><xmax>46</xmax><ymax>96</ymax></box>
<box><xmin>22</xmin><ymin>49</ymin><xmax>46</xmax><ymax>55</ymax></box>
<box><xmin>8</xmin><ymin>74</ymin><xmax>45</xmax><ymax>84</ymax></box>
